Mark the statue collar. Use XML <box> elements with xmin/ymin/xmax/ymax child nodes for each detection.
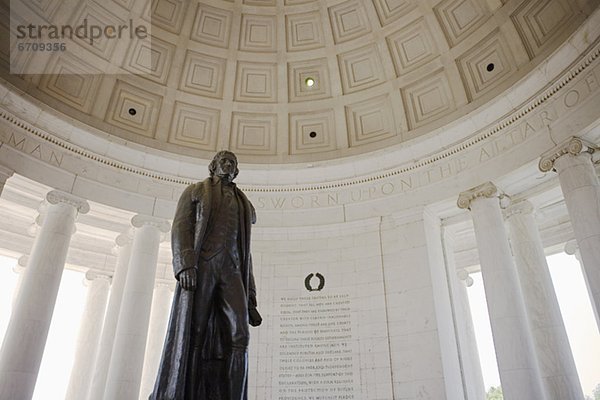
<box><xmin>211</xmin><ymin>176</ymin><xmax>236</xmax><ymax>187</ymax></box>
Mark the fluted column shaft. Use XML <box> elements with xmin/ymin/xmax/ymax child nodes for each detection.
<box><xmin>138</xmin><ymin>282</ymin><xmax>174</xmax><ymax>400</ymax></box>
<box><xmin>458</xmin><ymin>182</ymin><xmax>545</xmax><ymax>400</ymax></box>
<box><xmin>87</xmin><ymin>232</ymin><xmax>133</xmax><ymax>400</ymax></box>
<box><xmin>11</xmin><ymin>256</ymin><xmax>28</xmax><ymax>306</ymax></box>
<box><xmin>453</xmin><ymin>271</ymin><xmax>486</xmax><ymax>400</ymax></box>
<box><xmin>444</xmin><ymin>229</ymin><xmax>485</xmax><ymax>400</ymax></box>
<box><xmin>0</xmin><ymin>190</ymin><xmax>89</xmax><ymax>400</ymax></box>
<box><xmin>65</xmin><ymin>272</ymin><xmax>111</xmax><ymax>400</ymax></box>
<box><xmin>506</xmin><ymin>201</ymin><xmax>583</xmax><ymax>400</ymax></box>
<box><xmin>540</xmin><ymin>137</ymin><xmax>600</xmax><ymax>327</ymax></box>
<box><xmin>102</xmin><ymin>215</ymin><xmax>170</xmax><ymax>400</ymax></box>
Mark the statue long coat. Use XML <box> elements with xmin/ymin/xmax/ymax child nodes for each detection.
<box><xmin>149</xmin><ymin>176</ymin><xmax>257</xmax><ymax>400</ymax></box>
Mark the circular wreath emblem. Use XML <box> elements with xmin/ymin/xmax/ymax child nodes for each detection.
<box><xmin>304</xmin><ymin>273</ymin><xmax>325</xmax><ymax>292</ymax></box>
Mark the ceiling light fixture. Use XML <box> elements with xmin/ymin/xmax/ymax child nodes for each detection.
<box><xmin>305</xmin><ymin>77</ymin><xmax>315</xmax><ymax>87</ymax></box>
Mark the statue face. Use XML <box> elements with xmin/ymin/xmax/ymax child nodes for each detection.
<box><xmin>214</xmin><ymin>153</ymin><xmax>237</xmax><ymax>181</ymax></box>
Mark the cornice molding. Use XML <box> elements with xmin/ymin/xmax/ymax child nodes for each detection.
<box><xmin>0</xmin><ymin>41</ymin><xmax>599</xmax><ymax>194</ymax></box>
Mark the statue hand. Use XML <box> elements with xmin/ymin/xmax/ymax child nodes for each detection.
<box><xmin>179</xmin><ymin>268</ymin><xmax>197</xmax><ymax>291</ymax></box>
<box><xmin>249</xmin><ymin>306</ymin><xmax>262</xmax><ymax>327</ymax></box>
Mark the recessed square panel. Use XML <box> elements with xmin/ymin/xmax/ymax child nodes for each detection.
<box><xmin>235</xmin><ymin>61</ymin><xmax>278</xmax><ymax>103</ymax></box>
<box><xmin>338</xmin><ymin>45</ymin><xmax>386</xmax><ymax>94</ymax></box>
<box><xmin>105</xmin><ymin>80</ymin><xmax>163</xmax><ymax>137</ymax></box>
<box><xmin>38</xmin><ymin>54</ymin><xmax>103</xmax><ymax>113</ymax></box>
<box><xmin>434</xmin><ymin>0</ymin><xmax>489</xmax><ymax>46</ymax></box>
<box><xmin>371</xmin><ymin>0</ymin><xmax>417</xmax><ymax>26</ymax></box>
<box><xmin>288</xmin><ymin>58</ymin><xmax>331</xmax><ymax>102</ymax></box>
<box><xmin>147</xmin><ymin>0</ymin><xmax>188</xmax><ymax>34</ymax></box>
<box><xmin>285</xmin><ymin>11</ymin><xmax>325</xmax><ymax>51</ymax></box>
<box><xmin>230</xmin><ymin>112</ymin><xmax>277</xmax><ymax>155</ymax></box>
<box><xmin>179</xmin><ymin>50</ymin><xmax>227</xmax><ymax>99</ymax></box>
<box><xmin>168</xmin><ymin>101</ymin><xmax>220</xmax><ymax>150</ymax></box>
<box><xmin>289</xmin><ymin>110</ymin><xmax>336</xmax><ymax>154</ymax></box>
<box><xmin>190</xmin><ymin>4</ymin><xmax>233</xmax><ymax>48</ymax></box>
<box><xmin>401</xmin><ymin>70</ymin><xmax>456</xmax><ymax>129</ymax></box>
<box><xmin>457</xmin><ymin>30</ymin><xmax>517</xmax><ymax>100</ymax></box>
<box><xmin>122</xmin><ymin>35</ymin><xmax>175</xmax><ymax>84</ymax></box>
<box><xmin>246</xmin><ymin>74</ymin><xmax>267</xmax><ymax>93</ymax></box>
<box><xmin>328</xmin><ymin>0</ymin><xmax>372</xmax><ymax>44</ymax></box>
<box><xmin>387</xmin><ymin>17</ymin><xmax>439</xmax><ymax>76</ymax></box>
<box><xmin>345</xmin><ymin>95</ymin><xmax>396</xmax><ymax>146</ymax></box>
<box><xmin>239</xmin><ymin>14</ymin><xmax>277</xmax><ymax>52</ymax></box>
<box><xmin>511</xmin><ymin>0</ymin><xmax>575</xmax><ymax>58</ymax></box>
<box><xmin>69</xmin><ymin>2</ymin><xmax>124</xmax><ymax>61</ymax></box>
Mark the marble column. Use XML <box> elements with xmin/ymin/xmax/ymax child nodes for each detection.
<box><xmin>505</xmin><ymin>200</ymin><xmax>583</xmax><ymax>400</ymax></box>
<box><xmin>65</xmin><ymin>271</ymin><xmax>111</xmax><ymax>400</ymax></box>
<box><xmin>11</xmin><ymin>255</ymin><xmax>28</xmax><ymax>306</ymax></box>
<box><xmin>0</xmin><ymin>190</ymin><xmax>89</xmax><ymax>400</ymax></box>
<box><xmin>87</xmin><ymin>232</ymin><xmax>133</xmax><ymax>400</ymax></box>
<box><xmin>458</xmin><ymin>182</ymin><xmax>546</xmax><ymax>400</ymax></box>
<box><xmin>443</xmin><ymin>227</ymin><xmax>485</xmax><ymax>400</ymax></box>
<box><xmin>564</xmin><ymin>239</ymin><xmax>598</xmax><ymax>332</ymax></box>
<box><xmin>138</xmin><ymin>280</ymin><xmax>174</xmax><ymax>400</ymax></box>
<box><xmin>540</xmin><ymin>137</ymin><xmax>600</xmax><ymax>327</ymax></box>
<box><xmin>0</xmin><ymin>165</ymin><xmax>14</xmax><ymax>197</ymax></box>
<box><xmin>564</xmin><ymin>240</ymin><xmax>586</xmax><ymax>274</ymax></box>
<box><xmin>454</xmin><ymin>269</ymin><xmax>486</xmax><ymax>400</ymax></box>
<box><xmin>102</xmin><ymin>215</ymin><xmax>170</xmax><ymax>400</ymax></box>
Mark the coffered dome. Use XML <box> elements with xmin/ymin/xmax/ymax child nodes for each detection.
<box><xmin>1</xmin><ymin>0</ymin><xmax>596</xmax><ymax>164</ymax></box>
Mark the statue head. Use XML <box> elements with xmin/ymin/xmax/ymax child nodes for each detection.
<box><xmin>209</xmin><ymin>150</ymin><xmax>239</xmax><ymax>182</ymax></box>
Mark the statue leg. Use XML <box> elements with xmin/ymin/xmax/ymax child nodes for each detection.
<box><xmin>187</xmin><ymin>263</ymin><xmax>218</xmax><ymax>399</ymax></box>
<box><xmin>217</xmin><ymin>261</ymin><xmax>250</xmax><ymax>400</ymax></box>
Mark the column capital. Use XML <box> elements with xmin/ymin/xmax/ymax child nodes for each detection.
<box><xmin>85</xmin><ymin>270</ymin><xmax>112</xmax><ymax>283</ymax></box>
<box><xmin>17</xmin><ymin>255</ymin><xmax>28</xmax><ymax>267</ymax></box>
<box><xmin>27</xmin><ymin>218</ymin><xmax>41</xmax><ymax>237</ymax></box>
<box><xmin>111</xmin><ymin>230</ymin><xmax>134</xmax><ymax>255</ymax></box>
<box><xmin>504</xmin><ymin>200</ymin><xmax>534</xmax><ymax>219</ymax></box>
<box><xmin>457</xmin><ymin>269</ymin><xmax>474</xmax><ymax>287</ymax></box>
<box><xmin>13</xmin><ymin>255</ymin><xmax>27</xmax><ymax>274</ymax></box>
<box><xmin>564</xmin><ymin>239</ymin><xmax>579</xmax><ymax>256</ymax></box>
<box><xmin>131</xmin><ymin>214</ymin><xmax>171</xmax><ymax>233</ymax></box>
<box><xmin>0</xmin><ymin>165</ymin><xmax>14</xmax><ymax>182</ymax></box>
<box><xmin>116</xmin><ymin>229</ymin><xmax>133</xmax><ymax>245</ymax></box>
<box><xmin>46</xmin><ymin>190</ymin><xmax>90</xmax><ymax>214</ymax></box>
<box><xmin>539</xmin><ymin>136</ymin><xmax>597</xmax><ymax>172</ymax></box>
<box><xmin>457</xmin><ymin>182</ymin><xmax>498</xmax><ymax>210</ymax></box>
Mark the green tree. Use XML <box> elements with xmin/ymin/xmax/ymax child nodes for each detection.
<box><xmin>593</xmin><ymin>383</ymin><xmax>600</xmax><ymax>400</ymax></box>
<box><xmin>486</xmin><ymin>386</ymin><xmax>503</xmax><ymax>400</ymax></box>
<box><xmin>584</xmin><ymin>383</ymin><xmax>600</xmax><ymax>400</ymax></box>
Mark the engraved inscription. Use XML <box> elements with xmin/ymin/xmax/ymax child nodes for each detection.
<box><xmin>277</xmin><ymin>293</ymin><xmax>355</xmax><ymax>400</ymax></box>
<box><xmin>7</xmin><ymin>132</ymin><xmax>64</xmax><ymax>167</ymax></box>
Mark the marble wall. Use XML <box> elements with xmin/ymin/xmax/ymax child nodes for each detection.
<box><xmin>247</xmin><ymin>211</ymin><xmax>463</xmax><ymax>399</ymax></box>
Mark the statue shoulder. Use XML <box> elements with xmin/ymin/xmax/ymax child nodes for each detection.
<box><xmin>236</xmin><ymin>188</ymin><xmax>256</xmax><ymax>224</ymax></box>
<box><xmin>183</xmin><ymin>179</ymin><xmax>212</xmax><ymax>203</ymax></box>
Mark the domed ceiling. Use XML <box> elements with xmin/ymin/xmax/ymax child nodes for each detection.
<box><xmin>0</xmin><ymin>0</ymin><xmax>595</xmax><ymax>163</ymax></box>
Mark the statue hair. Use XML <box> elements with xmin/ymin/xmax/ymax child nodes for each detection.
<box><xmin>209</xmin><ymin>150</ymin><xmax>239</xmax><ymax>179</ymax></box>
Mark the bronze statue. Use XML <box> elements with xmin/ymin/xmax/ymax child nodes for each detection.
<box><xmin>150</xmin><ymin>151</ymin><xmax>261</xmax><ymax>400</ymax></box>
